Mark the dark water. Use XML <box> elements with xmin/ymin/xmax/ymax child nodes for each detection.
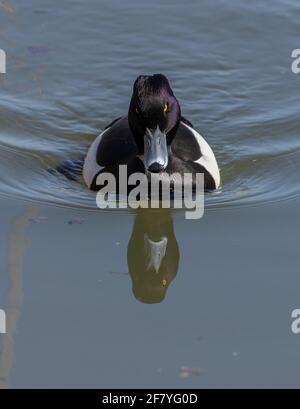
<box><xmin>0</xmin><ymin>0</ymin><xmax>300</xmax><ymax>388</ymax></box>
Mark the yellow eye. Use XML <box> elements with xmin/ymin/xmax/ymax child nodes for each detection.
<box><xmin>163</xmin><ymin>103</ymin><xmax>168</xmax><ymax>113</ymax></box>
<box><xmin>162</xmin><ymin>279</ymin><xmax>167</xmax><ymax>287</ymax></box>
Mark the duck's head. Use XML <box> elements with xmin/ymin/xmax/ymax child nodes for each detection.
<box><xmin>128</xmin><ymin>74</ymin><xmax>181</xmax><ymax>173</ymax></box>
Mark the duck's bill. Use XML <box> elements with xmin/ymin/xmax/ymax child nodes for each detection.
<box><xmin>144</xmin><ymin>127</ymin><xmax>168</xmax><ymax>173</ymax></box>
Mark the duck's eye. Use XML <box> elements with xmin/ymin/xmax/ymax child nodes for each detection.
<box><xmin>135</xmin><ymin>107</ymin><xmax>139</xmax><ymax>114</ymax></box>
<box><xmin>163</xmin><ymin>103</ymin><xmax>169</xmax><ymax>113</ymax></box>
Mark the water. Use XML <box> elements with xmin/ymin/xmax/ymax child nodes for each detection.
<box><xmin>0</xmin><ymin>0</ymin><xmax>300</xmax><ymax>388</ymax></box>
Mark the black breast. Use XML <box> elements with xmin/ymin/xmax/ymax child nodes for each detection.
<box><xmin>96</xmin><ymin>117</ymin><xmax>139</xmax><ymax>167</ymax></box>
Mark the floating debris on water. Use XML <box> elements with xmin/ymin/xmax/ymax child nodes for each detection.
<box><xmin>27</xmin><ymin>46</ymin><xmax>51</xmax><ymax>55</ymax></box>
<box><xmin>109</xmin><ymin>271</ymin><xmax>129</xmax><ymax>276</ymax></box>
<box><xmin>33</xmin><ymin>9</ymin><xmax>48</xmax><ymax>15</ymax></box>
<box><xmin>179</xmin><ymin>366</ymin><xmax>205</xmax><ymax>378</ymax></box>
<box><xmin>68</xmin><ymin>217</ymin><xmax>85</xmax><ymax>225</ymax></box>
<box><xmin>28</xmin><ymin>216</ymin><xmax>49</xmax><ymax>223</ymax></box>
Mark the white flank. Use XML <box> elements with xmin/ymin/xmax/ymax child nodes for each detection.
<box><xmin>83</xmin><ymin>129</ymin><xmax>109</xmax><ymax>188</ymax></box>
<box><xmin>181</xmin><ymin>122</ymin><xmax>221</xmax><ymax>189</ymax></box>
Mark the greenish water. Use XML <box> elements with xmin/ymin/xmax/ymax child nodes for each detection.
<box><xmin>0</xmin><ymin>0</ymin><xmax>300</xmax><ymax>388</ymax></box>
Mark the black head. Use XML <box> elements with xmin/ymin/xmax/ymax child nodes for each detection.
<box><xmin>128</xmin><ymin>74</ymin><xmax>181</xmax><ymax>173</ymax></box>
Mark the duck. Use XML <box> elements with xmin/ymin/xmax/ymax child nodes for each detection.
<box><xmin>83</xmin><ymin>74</ymin><xmax>220</xmax><ymax>192</ymax></box>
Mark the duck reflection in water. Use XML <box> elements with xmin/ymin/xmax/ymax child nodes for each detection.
<box><xmin>127</xmin><ymin>209</ymin><xmax>179</xmax><ymax>304</ymax></box>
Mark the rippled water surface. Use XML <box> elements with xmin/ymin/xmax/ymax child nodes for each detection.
<box><xmin>1</xmin><ymin>0</ymin><xmax>300</xmax><ymax>389</ymax></box>
<box><xmin>0</xmin><ymin>0</ymin><xmax>299</xmax><ymax>209</ymax></box>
